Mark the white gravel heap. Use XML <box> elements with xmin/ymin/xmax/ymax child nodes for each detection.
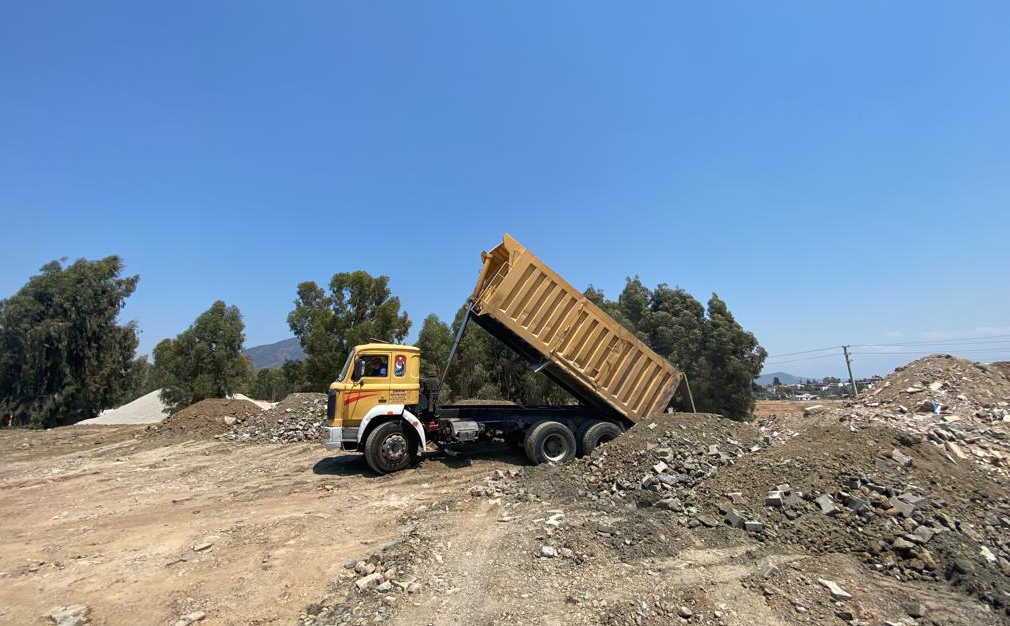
<box><xmin>76</xmin><ymin>389</ymin><xmax>171</xmax><ymax>425</ymax></box>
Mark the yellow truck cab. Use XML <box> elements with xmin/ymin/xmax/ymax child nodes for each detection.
<box><xmin>321</xmin><ymin>343</ymin><xmax>433</xmax><ymax>473</ymax></box>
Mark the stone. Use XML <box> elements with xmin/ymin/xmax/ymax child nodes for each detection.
<box><xmin>844</xmin><ymin>495</ymin><xmax>869</xmax><ymax>513</ymax></box>
<box><xmin>654</xmin><ymin>498</ymin><xmax>683</xmax><ymax>512</ymax></box>
<box><xmin>905</xmin><ymin>602</ymin><xmax>926</xmax><ymax>618</ymax></box>
<box><xmin>980</xmin><ymin>546</ymin><xmax>997</xmax><ymax>563</ymax></box>
<box><xmin>224</xmin><ymin>416</ymin><xmax>237</xmax><ymax>426</ymax></box>
<box><xmin>744</xmin><ymin>520</ymin><xmax>763</xmax><ymax>533</ymax></box>
<box><xmin>765</xmin><ymin>491</ymin><xmax>783</xmax><ymax>507</ymax></box>
<box><xmin>377</xmin><ymin>581</ymin><xmax>393</xmax><ymax>592</ymax></box>
<box><xmin>723</xmin><ymin>508</ymin><xmax>746</xmax><ymax>529</ymax></box>
<box><xmin>652</xmin><ymin>461</ymin><xmax>669</xmax><ymax>474</ymax></box>
<box><xmin>803</xmin><ymin>405</ymin><xmax>827</xmax><ymax>416</ymax></box>
<box><xmin>887</xmin><ymin>497</ymin><xmax>915</xmax><ymax>518</ymax></box>
<box><xmin>355</xmin><ymin>572</ymin><xmax>383</xmax><ymax>590</ymax></box>
<box><xmin>175</xmin><ymin>612</ymin><xmax>206</xmax><ymax>626</ymax></box>
<box><xmin>912</xmin><ymin>525</ymin><xmax>935</xmax><ymax>543</ymax></box>
<box><xmin>540</xmin><ymin>546</ymin><xmax>558</xmax><ymax>558</ymax></box>
<box><xmin>892</xmin><ymin>537</ymin><xmax>915</xmax><ymax>551</ymax></box>
<box><xmin>815</xmin><ymin>494</ymin><xmax>839</xmax><ymax>515</ymax></box>
<box><xmin>891</xmin><ymin>449</ymin><xmax>913</xmax><ymax>467</ymax></box>
<box><xmin>192</xmin><ymin>542</ymin><xmax>213</xmax><ymax>552</ymax></box>
<box><xmin>677</xmin><ymin>606</ymin><xmax>693</xmax><ymax>618</ymax></box>
<box><xmin>898</xmin><ymin>492</ymin><xmax>927</xmax><ymax>510</ymax></box>
<box><xmin>48</xmin><ymin>605</ymin><xmax>89</xmax><ymax>626</ymax></box>
<box><xmin>818</xmin><ymin>578</ymin><xmax>852</xmax><ymax>600</ymax></box>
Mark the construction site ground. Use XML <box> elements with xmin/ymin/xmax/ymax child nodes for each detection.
<box><xmin>4</xmin><ymin>354</ymin><xmax>1010</xmax><ymax>626</ymax></box>
<box><xmin>0</xmin><ymin>427</ymin><xmax>520</xmax><ymax>626</ymax></box>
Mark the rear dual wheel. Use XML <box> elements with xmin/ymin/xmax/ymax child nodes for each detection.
<box><xmin>577</xmin><ymin>420</ymin><xmax>622</xmax><ymax>457</ymax></box>
<box><xmin>523</xmin><ymin>421</ymin><xmax>577</xmax><ymax>465</ymax></box>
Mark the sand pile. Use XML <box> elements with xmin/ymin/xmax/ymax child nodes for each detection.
<box><xmin>76</xmin><ymin>389</ymin><xmax>171</xmax><ymax>425</ymax></box>
<box><xmin>218</xmin><ymin>392</ymin><xmax>325</xmax><ymax>443</ymax></box>
<box><xmin>148</xmin><ymin>398</ymin><xmax>263</xmax><ymax>439</ymax></box>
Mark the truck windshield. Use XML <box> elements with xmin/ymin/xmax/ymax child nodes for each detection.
<box><xmin>335</xmin><ymin>352</ymin><xmax>354</xmax><ymax>382</ymax></box>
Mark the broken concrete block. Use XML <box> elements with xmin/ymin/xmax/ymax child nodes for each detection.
<box><xmin>891</xmin><ymin>449</ymin><xmax>913</xmax><ymax>467</ymax></box>
<box><xmin>817</xmin><ymin>578</ymin><xmax>852</xmax><ymax>600</ymax></box>
<box><xmin>815</xmin><ymin>494</ymin><xmax>839</xmax><ymax>515</ymax></box>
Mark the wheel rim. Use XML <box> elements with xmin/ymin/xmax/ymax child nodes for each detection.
<box><xmin>380</xmin><ymin>433</ymin><xmax>409</xmax><ymax>465</ymax></box>
<box><xmin>542</xmin><ymin>433</ymin><xmax>568</xmax><ymax>462</ymax></box>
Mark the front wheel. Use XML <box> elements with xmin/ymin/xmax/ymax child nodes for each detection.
<box><xmin>523</xmin><ymin>421</ymin><xmax>577</xmax><ymax>465</ymax></box>
<box><xmin>364</xmin><ymin>421</ymin><xmax>419</xmax><ymax>474</ymax></box>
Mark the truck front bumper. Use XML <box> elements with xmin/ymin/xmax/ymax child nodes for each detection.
<box><xmin>322</xmin><ymin>426</ymin><xmax>359</xmax><ymax>451</ymax></box>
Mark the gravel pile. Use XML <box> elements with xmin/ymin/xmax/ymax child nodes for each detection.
<box><xmin>77</xmin><ymin>389</ymin><xmax>170</xmax><ymax>425</ymax></box>
<box><xmin>218</xmin><ymin>392</ymin><xmax>326</xmax><ymax>443</ymax></box>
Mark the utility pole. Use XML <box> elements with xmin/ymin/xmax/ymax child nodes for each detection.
<box><xmin>842</xmin><ymin>345</ymin><xmax>859</xmax><ymax>398</ymax></box>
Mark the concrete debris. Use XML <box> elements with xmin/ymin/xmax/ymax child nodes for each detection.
<box><xmin>817</xmin><ymin>578</ymin><xmax>852</xmax><ymax>600</ymax></box>
<box><xmin>48</xmin><ymin>605</ymin><xmax>89</xmax><ymax>626</ymax></box>
<box><xmin>218</xmin><ymin>393</ymin><xmax>325</xmax><ymax>444</ymax></box>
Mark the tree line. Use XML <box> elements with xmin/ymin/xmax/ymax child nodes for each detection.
<box><xmin>0</xmin><ymin>257</ymin><xmax>765</xmax><ymax>427</ymax></box>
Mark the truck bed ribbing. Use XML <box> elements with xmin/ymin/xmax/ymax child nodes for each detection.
<box><xmin>467</xmin><ymin>234</ymin><xmax>686</xmax><ymax>424</ymax></box>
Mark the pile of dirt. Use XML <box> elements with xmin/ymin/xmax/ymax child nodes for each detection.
<box><xmin>217</xmin><ymin>392</ymin><xmax>325</xmax><ymax>443</ymax></box>
<box><xmin>148</xmin><ymin>398</ymin><xmax>263</xmax><ymax>439</ymax></box>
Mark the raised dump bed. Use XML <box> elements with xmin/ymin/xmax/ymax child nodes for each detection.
<box><xmin>469</xmin><ymin>234</ymin><xmax>685</xmax><ymax>424</ymax></box>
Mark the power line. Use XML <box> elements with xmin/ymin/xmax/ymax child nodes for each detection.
<box><xmin>849</xmin><ymin>334</ymin><xmax>1010</xmax><ymax>347</ymax></box>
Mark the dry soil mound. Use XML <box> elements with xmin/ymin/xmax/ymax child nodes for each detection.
<box><xmin>148</xmin><ymin>398</ymin><xmax>262</xmax><ymax>439</ymax></box>
<box><xmin>218</xmin><ymin>392</ymin><xmax>325</xmax><ymax>443</ymax></box>
<box><xmin>77</xmin><ymin>389</ymin><xmax>170</xmax><ymax>425</ymax></box>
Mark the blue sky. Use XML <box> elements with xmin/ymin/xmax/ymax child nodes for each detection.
<box><xmin>1</xmin><ymin>2</ymin><xmax>1007</xmax><ymax>379</ymax></box>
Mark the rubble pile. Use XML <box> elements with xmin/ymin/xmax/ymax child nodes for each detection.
<box><xmin>147</xmin><ymin>398</ymin><xmax>262</xmax><ymax>439</ymax></box>
<box><xmin>218</xmin><ymin>392</ymin><xmax>325</xmax><ymax>443</ymax></box>
<box><xmin>477</xmin><ymin>408</ymin><xmax>1010</xmax><ymax>616</ymax></box>
<box><xmin>861</xmin><ymin>354</ymin><xmax>1010</xmax><ymax>420</ymax></box>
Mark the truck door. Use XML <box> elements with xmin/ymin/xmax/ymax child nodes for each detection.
<box><xmin>345</xmin><ymin>352</ymin><xmax>391</xmax><ymax>427</ymax></box>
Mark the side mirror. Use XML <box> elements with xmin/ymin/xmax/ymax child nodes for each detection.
<box><xmin>351</xmin><ymin>358</ymin><xmax>365</xmax><ymax>382</ymax></box>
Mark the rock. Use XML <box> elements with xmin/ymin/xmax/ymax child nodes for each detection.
<box><xmin>891</xmin><ymin>449</ymin><xmax>913</xmax><ymax>467</ymax></box>
<box><xmin>654</xmin><ymin>498</ymin><xmax>683</xmax><ymax>512</ymax></box>
<box><xmin>815</xmin><ymin>494</ymin><xmax>839</xmax><ymax>515</ymax></box>
<box><xmin>377</xmin><ymin>581</ymin><xmax>393</xmax><ymax>592</ymax></box>
<box><xmin>744</xmin><ymin>520</ymin><xmax>763</xmax><ymax>533</ymax></box>
<box><xmin>887</xmin><ymin>497</ymin><xmax>915</xmax><ymax>518</ymax></box>
<box><xmin>905</xmin><ymin>602</ymin><xmax>926</xmax><ymax>618</ymax></box>
<box><xmin>48</xmin><ymin>605</ymin><xmax>89</xmax><ymax>626</ymax></box>
<box><xmin>818</xmin><ymin>578</ymin><xmax>852</xmax><ymax>600</ymax></box>
<box><xmin>723</xmin><ymin>508</ymin><xmax>746</xmax><ymax>529</ymax></box>
<box><xmin>892</xmin><ymin>537</ymin><xmax>916</xmax><ymax>551</ymax></box>
<box><xmin>677</xmin><ymin>606</ymin><xmax>693</xmax><ymax>618</ymax></box>
<box><xmin>652</xmin><ymin>461</ymin><xmax>669</xmax><ymax>474</ymax></box>
<box><xmin>192</xmin><ymin>542</ymin><xmax>213</xmax><ymax>552</ymax></box>
<box><xmin>765</xmin><ymin>491</ymin><xmax>783</xmax><ymax>507</ymax></box>
<box><xmin>174</xmin><ymin>612</ymin><xmax>206</xmax><ymax>626</ymax></box>
<box><xmin>980</xmin><ymin>546</ymin><xmax>998</xmax><ymax>563</ymax></box>
<box><xmin>540</xmin><ymin>546</ymin><xmax>558</xmax><ymax>558</ymax></box>
<box><xmin>223</xmin><ymin>416</ymin><xmax>237</xmax><ymax>426</ymax></box>
<box><xmin>355</xmin><ymin>572</ymin><xmax>383</xmax><ymax>590</ymax></box>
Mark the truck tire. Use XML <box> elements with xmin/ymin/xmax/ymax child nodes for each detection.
<box><xmin>364</xmin><ymin>420</ymin><xmax>418</xmax><ymax>474</ymax></box>
<box><xmin>578</xmin><ymin>421</ymin><xmax>622</xmax><ymax>457</ymax></box>
<box><xmin>523</xmin><ymin>421</ymin><xmax>576</xmax><ymax>465</ymax></box>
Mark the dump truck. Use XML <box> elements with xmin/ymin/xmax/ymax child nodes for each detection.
<box><xmin>321</xmin><ymin>234</ymin><xmax>691</xmax><ymax>474</ymax></box>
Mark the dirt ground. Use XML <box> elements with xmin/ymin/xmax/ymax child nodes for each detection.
<box><xmin>0</xmin><ymin>426</ymin><xmax>522</xmax><ymax>626</ymax></box>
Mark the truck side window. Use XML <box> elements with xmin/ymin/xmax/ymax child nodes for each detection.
<box><xmin>363</xmin><ymin>355</ymin><xmax>388</xmax><ymax>378</ymax></box>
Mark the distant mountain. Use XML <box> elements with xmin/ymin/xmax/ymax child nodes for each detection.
<box><xmin>755</xmin><ymin>371</ymin><xmax>809</xmax><ymax>385</ymax></box>
<box><xmin>243</xmin><ymin>337</ymin><xmax>306</xmax><ymax>370</ymax></box>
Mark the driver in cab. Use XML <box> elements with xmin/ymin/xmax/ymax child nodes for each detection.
<box><xmin>365</xmin><ymin>356</ymin><xmax>387</xmax><ymax>377</ymax></box>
